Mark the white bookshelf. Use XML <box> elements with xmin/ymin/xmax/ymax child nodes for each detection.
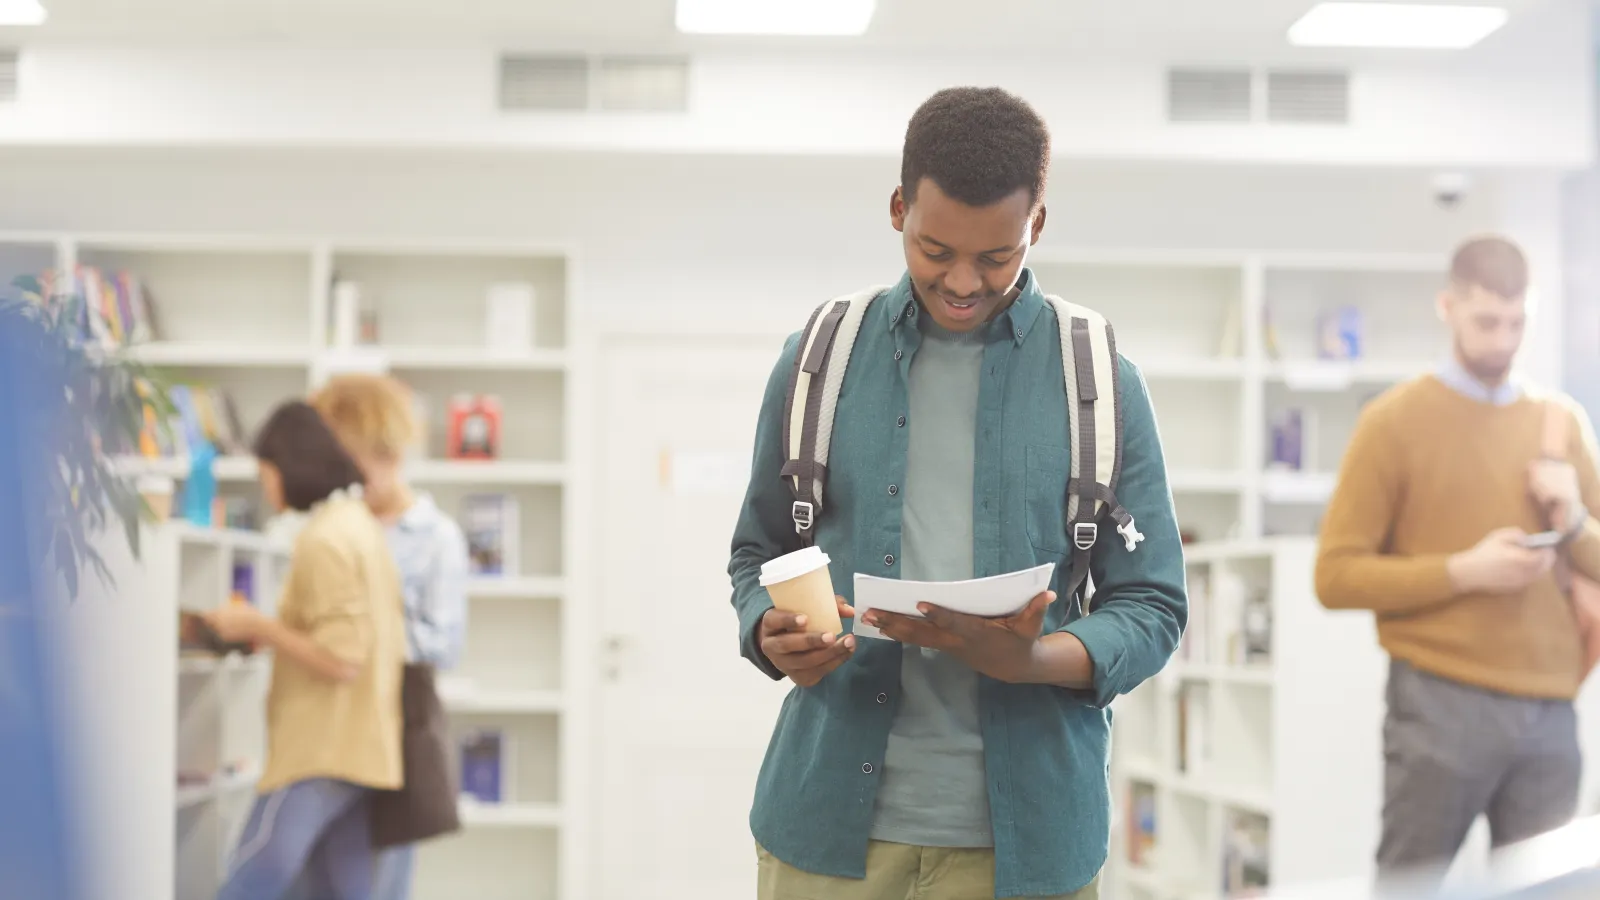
<box><xmin>1106</xmin><ymin>538</ymin><xmax>1389</xmax><ymax>900</ymax></box>
<box><xmin>1031</xmin><ymin>250</ymin><xmax>1447</xmax><ymax>543</ymax></box>
<box><xmin>143</xmin><ymin>521</ymin><xmax>291</xmax><ymax>900</ymax></box>
<box><xmin>1</xmin><ymin>233</ymin><xmax>585</xmax><ymax>900</ymax></box>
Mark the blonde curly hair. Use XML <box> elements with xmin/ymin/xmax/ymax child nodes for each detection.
<box><xmin>309</xmin><ymin>373</ymin><xmax>420</xmax><ymax>463</ymax></box>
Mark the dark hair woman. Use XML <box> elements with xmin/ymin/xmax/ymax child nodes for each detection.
<box><xmin>204</xmin><ymin>401</ymin><xmax>405</xmax><ymax>900</ymax></box>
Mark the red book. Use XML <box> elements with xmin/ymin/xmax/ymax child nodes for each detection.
<box><xmin>447</xmin><ymin>394</ymin><xmax>502</xmax><ymax>460</ymax></box>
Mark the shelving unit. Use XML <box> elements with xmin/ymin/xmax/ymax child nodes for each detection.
<box><xmin>142</xmin><ymin>521</ymin><xmax>291</xmax><ymax>900</ymax></box>
<box><xmin>1106</xmin><ymin>538</ymin><xmax>1390</xmax><ymax>900</ymax></box>
<box><xmin>1</xmin><ymin>232</ymin><xmax>585</xmax><ymax>900</ymax></box>
<box><xmin>1031</xmin><ymin>250</ymin><xmax>1448</xmax><ymax>544</ymax></box>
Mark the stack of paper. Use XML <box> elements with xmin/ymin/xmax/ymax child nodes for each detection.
<box><xmin>852</xmin><ymin>563</ymin><xmax>1056</xmax><ymax>641</ymax></box>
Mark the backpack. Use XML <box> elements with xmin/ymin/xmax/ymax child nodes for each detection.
<box><xmin>780</xmin><ymin>286</ymin><xmax>1144</xmax><ymax>608</ymax></box>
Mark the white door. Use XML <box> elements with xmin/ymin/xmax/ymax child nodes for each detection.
<box><xmin>594</xmin><ymin>333</ymin><xmax>796</xmax><ymax>900</ymax></box>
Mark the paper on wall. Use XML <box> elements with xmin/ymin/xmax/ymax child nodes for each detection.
<box><xmin>851</xmin><ymin>563</ymin><xmax>1056</xmax><ymax>641</ymax></box>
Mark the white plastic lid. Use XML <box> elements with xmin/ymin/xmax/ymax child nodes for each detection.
<box><xmin>759</xmin><ymin>546</ymin><xmax>831</xmax><ymax>586</ymax></box>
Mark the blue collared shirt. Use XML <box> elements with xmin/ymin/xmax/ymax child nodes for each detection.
<box><xmin>1435</xmin><ymin>356</ymin><xmax>1523</xmax><ymax>406</ymax></box>
<box><xmin>727</xmin><ymin>269</ymin><xmax>1188</xmax><ymax>898</ymax></box>
<box><xmin>386</xmin><ymin>493</ymin><xmax>470</xmax><ymax>668</ymax></box>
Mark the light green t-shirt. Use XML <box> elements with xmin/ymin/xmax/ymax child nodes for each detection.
<box><xmin>869</xmin><ymin>309</ymin><xmax>993</xmax><ymax>848</ymax></box>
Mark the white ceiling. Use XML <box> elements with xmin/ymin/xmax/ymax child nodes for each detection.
<box><xmin>9</xmin><ymin>0</ymin><xmax>1575</xmax><ymax>62</ymax></box>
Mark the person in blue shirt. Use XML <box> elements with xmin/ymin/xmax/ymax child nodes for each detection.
<box><xmin>310</xmin><ymin>374</ymin><xmax>471</xmax><ymax>900</ymax></box>
<box><xmin>728</xmin><ymin>87</ymin><xmax>1187</xmax><ymax>900</ymax></box>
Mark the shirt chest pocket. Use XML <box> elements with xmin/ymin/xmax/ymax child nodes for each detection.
<box><xmin>1024</xmin><ymin>444</ymin><xmax>1073</xmax><ymax>556</ymax></box>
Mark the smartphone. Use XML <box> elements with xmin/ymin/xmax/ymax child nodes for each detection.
<box><xmin>1520</xmin><ymin>530</ymin><xmax>1564</xmax><ymax>549</ymax></box>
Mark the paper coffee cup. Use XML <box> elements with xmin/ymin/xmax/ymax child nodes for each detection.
<box><xmin>759</xmin><ymin>546</ymin><xmax>842</xmax><ymax>635</ymax></box>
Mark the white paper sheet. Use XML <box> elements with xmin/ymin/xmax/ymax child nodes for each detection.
<box><xmin>851</xmin><ymin>563</ymin><xmax>1057</xmax><ymax>641</ymax></box>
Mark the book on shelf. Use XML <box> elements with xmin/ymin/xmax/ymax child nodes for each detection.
<box><xmin>447</xmin><ymin>394</ymin><xmax>503</xmax><ymax>460</ymax></box>
<box><xmin>232</xmin><ymin>562</ymin><xmax>255</xmax><ymax>605</ymax></box>
<box><xmin>485</xmin><ymin>282</ymin><xmax>536</xmax><ymax>352</ymax></box>
<box><xmin>461</xmin><ymin>494</ymin><xmax>520</xmax><ymax>577</ymax></box>
<box><xmin>1222</xmin><ymin>810</ymin><xmax>1271</xmax><ymax>897</ymax></box>
<box><xmin>1239</xmin><ymin>592</ymin><xmax>1272</xmax><ymax>666</ymax></box>
<box><xmin>1315</xmin><ymin>305</ymin><xmax>1363</xmax><ymax>361</ymax></box>
<box><xmin>15</xmin><ymin>265</ymin><xmax>163</xmax><ymax>350</ymax></box>
<box><xmin>1126</xmin><ymin>781</ymin><xmax>1158</xmax><ymax>867</ymax></box>
<box><xmin>329</xmin><ymin>278</ymin><xmax>381</xmax><ymax>348</ymax></box>
<box><xmin>125</xmin><ymin>382</ymin><xmax>248</xmax><ymax>461</ymax></box>
<box><xmin>459</xmin><ymin>729</ymin><xmax>512</xmax><ymax>805</ymax></box>
<box><xmin>1266</xmin><ymin>408</ymin><xmax>1317</xmax><ymax>473</ymax></box>
<box><xmin>1176</xmin><ymin>683</ymin><xmax>1209</xmax><ymax>776</ymax></box>
<box><xmin>1211</xmin><ymin>568</ymin><xmax>1273</xmax><ymax>667</ymax></box>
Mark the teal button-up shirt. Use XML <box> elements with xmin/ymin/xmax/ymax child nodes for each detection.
<box><xmin>728</xmin><ymin>269</ymin><xmax>1187</xmax><ymax>898</ymax></box>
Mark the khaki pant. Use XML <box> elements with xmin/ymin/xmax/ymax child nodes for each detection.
<box><xmin>756</xmin><ymin>841</ymin><xmax>1099</xmax><ymax>900</ymax></box>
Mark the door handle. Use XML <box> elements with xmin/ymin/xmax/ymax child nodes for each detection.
<box><xmin>601</xmin><ymin>635</ymin><xmax>628</xmax><ymax>683</ymax></box>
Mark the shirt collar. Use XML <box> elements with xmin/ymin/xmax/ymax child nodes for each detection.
<box><xmin>393</xmin><ymin>491</ymin><xmax>441</xmax><ymax>533</ymax></box>
<box><xmin>882</xmin><ymin>268</ymin><xmax>1046</xmax><ymax>346</ymax></box>
<box><xmin>1435</xmin><ymin>356</ymin><xmax>1522</xmax><ymax>406</ymax></box>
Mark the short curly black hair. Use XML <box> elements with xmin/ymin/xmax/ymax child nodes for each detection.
<box><xmin>901</xmin><ymin>86</ymin><xmax>1051</xmax><ymax>209</ymax></box>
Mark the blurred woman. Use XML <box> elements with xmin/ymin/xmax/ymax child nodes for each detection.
<box><xmin>205</xmin><ymin>401</ymin><xmax>405</xmax><ymax>900</ymax></box>
<box><xmin>311</xmin><ymin>374</ymin><xmax>469</xmax><ymax>900</ymax></box>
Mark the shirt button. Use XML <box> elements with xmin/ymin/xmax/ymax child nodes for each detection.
<box><xmin>884</xmin><ymin>555</ymin><xmax>895</xmax><ymax>567</ymax></box>
<box><xmin>897</xmin><ymin>416</ymin><xmax>906</xmax><ymax>428</ymax></box>
<box><xmin>1016</xmin><ymin>329</ymin><xmax>1024</xmax><ymax>340</ymax></box>
<box><xmin>876</xmin><ymin>693</ymin><xmax>888</xmax><ymax>704</ymax></box>
<box><xmin>862</xmin><ymin>763</ymin><xmax>875</xmax><ymax>774</ymax></box>
<box><xmin>894</xmin><ymin>349</ymin><xmax>903</xmax><ymax>361</ymax></box>
<box><xmin>888</xmin><ymin>484</ymin><xmax>898</xmax><ymax>496</ymax></box>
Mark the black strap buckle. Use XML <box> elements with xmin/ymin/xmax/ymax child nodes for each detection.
<box><xmin>792</xmin><ymin>501</ymin><xmax>815</xmax><ymax>534</ymax></box>
<box><xmin>1073</xmin><ymin>521</ymin><xmax>1097</xmax><ymax>551</ymax></box>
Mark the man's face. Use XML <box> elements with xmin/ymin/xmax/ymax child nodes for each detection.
<box><xmin>1440</xmin><ymin>282</ymin><xmax>1527</xmax><ymax>384</ymax></box>
<box><xmin>891</xmin><ymin>178</ymin><xmax>1045</xmax><ymax>333</ymax></box>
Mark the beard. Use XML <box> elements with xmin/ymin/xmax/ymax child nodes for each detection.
<box><xmin>1456</xmin><ymin>343</ymin><xmax>1514</xmax><ymax>384</ymax></box>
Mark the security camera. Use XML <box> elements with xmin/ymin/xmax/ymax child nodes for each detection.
<box><xmin>1432</xmin><ymin>172</ymin><xmax>1472</xmax><ymax>209</ymax></box>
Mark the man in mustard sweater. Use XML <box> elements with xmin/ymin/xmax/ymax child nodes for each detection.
<box><xmin>1317</xmin><ymin>235</ymin><xmax>1600</xmax><ymax>881</ymax></box>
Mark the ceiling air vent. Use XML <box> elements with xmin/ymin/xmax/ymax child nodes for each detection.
<box><xmin>596</xmin><ymin>57</ymin><xmax>689</xmax><ymax>112</ymax></box>
<box><xmin>499</xmin><ymin>55</ymin><xmax>590</xmax><ymax>111</ymax></box>
<box><xmin>498</xmin><ymin>54</ymin><xmax>690</xmax><ymax>113</ymax></box>
<box><xmin>0</xmin><ymin>50</ymin><xmax>17</xmax><ymax>104</ymax></box>
<box><xmin>1267</xmin><ymin>70</ymin><xmax>1350</xmax><ymax>124</ymax></box>
<box><xmin>1167</xmin><ymin>68</ymin><xmax>1252</xmax><ymax>123</ymax></box>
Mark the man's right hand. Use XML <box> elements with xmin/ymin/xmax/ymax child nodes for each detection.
<box><xmin>1447</xmin><ymin>527</ymin><xmax>1557</xmax><ymax>594</ymax></box>
<box><xmin>758</xmin><ymin>597</ymin><xmax>857</xmax><ymax>687</ymax></box>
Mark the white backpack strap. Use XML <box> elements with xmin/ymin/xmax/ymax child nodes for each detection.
<box><xmin>1045</xmin><ymin>296</ymin><xmax>1141</xmax><ymax>608</ymax></box>
<box><xmin>781</xmin><ymin>286</ymin><xmax>886</xmax><ymax>545</ymax></box>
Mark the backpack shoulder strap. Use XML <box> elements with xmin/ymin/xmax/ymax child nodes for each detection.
<box><xmin>781</xmin><ymin>286</ymin><xmax>888</xmax><ymax>545</ymax></box>
<box><xmin>1044</xmin><ymin>295</ymin><xmax>1143</xmax><ymax>607</ymax></box>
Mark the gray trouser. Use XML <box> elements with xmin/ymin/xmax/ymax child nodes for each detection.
<box><xmin>1379</xmin><ymin>659</ymin><xmax>1582</xmax><ymax>882</ymax></box>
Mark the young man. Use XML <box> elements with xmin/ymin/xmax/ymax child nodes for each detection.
<box><xmin>727</xmin><ymin>87</ymin><xmax>1187</xmax><ymax>900</ymax></box>
<box><xmin>1316</xmin><ymin>236</ymin><xmax>1600</xmax><ymax>882</ymax></box>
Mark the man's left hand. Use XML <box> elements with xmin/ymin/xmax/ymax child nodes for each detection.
<box><xmin>1529</xmin><ymin>459</ymin><xmax>1583</xmax><ymax>532</ymax></box>
<box><xmin>863</xmin><ymin>591</ymin><xmax>1055</xmax><ymax>683</ymax></box>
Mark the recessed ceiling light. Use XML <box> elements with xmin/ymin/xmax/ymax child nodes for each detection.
<box><xmin>0</xmin><ymin>0</ymin><xmax>46</xmax><ymax>26</ymax></box>
<box><xmin>675</xmin><ymin>0</ymin><xmax>876</xmax><ymax>36</ymax></box>
<box><xmin>1289</xmin><ymin>3</ymin><xmax>1508</xmax><ymax>49</ymax></box>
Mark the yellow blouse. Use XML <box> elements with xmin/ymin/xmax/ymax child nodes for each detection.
<box><xmin>258</xmin><ymin>493</ymin><xmax>405</xmax><ymax>793</ymax></box>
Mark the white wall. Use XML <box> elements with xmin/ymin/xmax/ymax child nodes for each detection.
<box><xmin>0</xmin><ymin>36</ymin><xmax>1593</xmax><ymax>167</ymax></box>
